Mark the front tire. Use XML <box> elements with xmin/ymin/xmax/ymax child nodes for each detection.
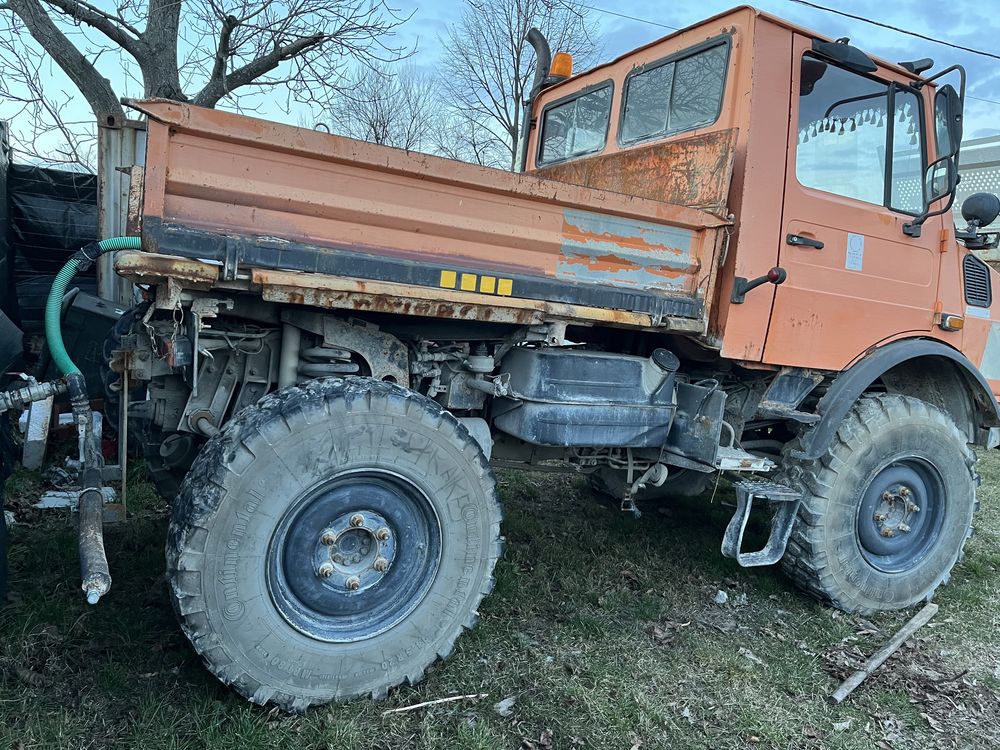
<box><xmin>781</xmin><ymin>395</ymin><xmax>976</xmax><ymax>614</ymax></box>
<box><xmin>167</xmin><ymin>377</ymin><xmax>502</xmax><ymax>710</ymax></box>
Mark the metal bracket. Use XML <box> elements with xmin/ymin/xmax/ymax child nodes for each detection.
<box><xmin>721</xmin><ymin>480</ymin><xmax>802</xmax><ymax>567</ymax></box>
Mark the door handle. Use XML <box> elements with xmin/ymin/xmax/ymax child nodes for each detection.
<box><xmin>786</xmin><ymin>233</ymin><xmax>824</xmax><ymax>249</ymax></box>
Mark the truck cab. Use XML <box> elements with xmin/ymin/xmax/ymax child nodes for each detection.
<box><xmin>523</xmin><ymin>6</ymin><xmax>1000</xmax><ymax>399</ymax></box>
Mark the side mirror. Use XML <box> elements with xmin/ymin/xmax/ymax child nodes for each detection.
<box><xmin>904</xmin><ymin>156</ymin><xmax>958</xmax><ymax>237</ymax></box>
<box><xmin>962</xmin><ymin>193</ymin><xmax>1000</xmax><ymax>229</ymax></box>
<box><xmin>926</xmin><ymin>156</ymin><xmax>958</xmax><ymax>205</ymax></box>
<box><xmin>937</xmin><ymin>84</ymin><xmax>963</xmax><ymax>158</ymax></box>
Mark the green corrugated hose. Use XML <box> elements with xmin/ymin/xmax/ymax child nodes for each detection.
<box><xmin>45</xmin><ymin>237</ymin><xmax>143</xmax><ymax>376</ymax></box>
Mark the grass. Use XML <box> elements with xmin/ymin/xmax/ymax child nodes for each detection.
<box><xmin>3</xmin><ymin>451</ymin><xmax>1000</xmax><ymax>749</ymax></box>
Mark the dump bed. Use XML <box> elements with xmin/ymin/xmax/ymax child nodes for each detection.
<box><xmin>120</xmin><ymin>100</ymin><xmax>731</xmax><ymax>334</ymax></box>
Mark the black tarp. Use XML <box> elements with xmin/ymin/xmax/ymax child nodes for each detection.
<box><xmin>8</xmin><ymin>163</ymin><xmax>98</xmax><ymax>336</ymax></box>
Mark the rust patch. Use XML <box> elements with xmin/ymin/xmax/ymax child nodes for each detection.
<box><xmin>114</xmin><ymin>251</ymin><xmax>219</xmax><ymax>285</ymax></box>
<box><xmin>536</xmin><ymin>129</ymin><xmax>739</xmax><ymax>216</ymax></box>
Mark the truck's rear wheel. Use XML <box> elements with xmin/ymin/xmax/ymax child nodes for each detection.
<box><xmin>781</xmin><ymin>394</ymin><xmax>976</xmax><ymax>614</ymax></box>
<box><xmin>166</xmin><ymin>377</ymin><xmax>502</xmax><ymax>710</ymax></box>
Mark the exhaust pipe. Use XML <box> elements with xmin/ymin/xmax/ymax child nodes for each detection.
<box><xmin>526</xmin><ymin>28</ymin><xmax>552</xmax><ymax>101</ymax></box>
<box><xmin>518</xmin><ymin>28</ymin><xmax>553</xmax><ymax>173</ymax></box>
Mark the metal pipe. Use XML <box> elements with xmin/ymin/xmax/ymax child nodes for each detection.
<box><xmin>518</xmin><ymin>28</ymin><xmax>553</xmax><ymax>173</ymax></box>
<box><xmin>278</xmin><ymin>323</ymin><xmax>301</xmax><ymax>388</ymax></box>
<box><xmin>0</xmin><ymin>378</ymin><xmax>67</xmax><ymax>413</ymax></box>
<box><xmin>78</xmin><ymin>487</ymin><xmax>111</xmax><ymax>605</ymax></box>
<box><xmin>298</xmin><ymin>361</ymin><xmax>359</xmax><ymax>377</ymax></box>
<box><xmin>195</xmin><ymin>416</ymin><xmax>220</xmax><ymax>437</ymax></box>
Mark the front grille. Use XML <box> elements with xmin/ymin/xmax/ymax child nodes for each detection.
<box><xmin>964</xmin><ymin>254</ymin><xmax>992</xmax><ymax>308</ymax></box>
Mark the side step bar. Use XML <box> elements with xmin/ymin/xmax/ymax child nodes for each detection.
<box><xmin>721</xmin><ymin>480</ymin><xmax>802</xmax><ymax>567</ymax></box>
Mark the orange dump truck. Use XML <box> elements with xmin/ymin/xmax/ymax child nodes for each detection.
<box><xmin>97</xmin><ymin>5</ymin><xmax>1000</xmax><ymax>709</ymax></box>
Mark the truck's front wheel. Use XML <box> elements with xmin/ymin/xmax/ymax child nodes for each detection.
<box><xmin>781</xmin><ymin>395</ymin><xmax>976</xmax><ymax>614</ymax></box>
<box><xmin>167</xmin><ymin>377</ymin><xmax>502</xmax><ymax>710</ymax></box>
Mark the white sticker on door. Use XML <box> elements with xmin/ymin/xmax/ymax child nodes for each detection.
<box><xmin>845</xmin><ymin>233</ymin><xmax>865</xmax><ymax>271</ymax></box>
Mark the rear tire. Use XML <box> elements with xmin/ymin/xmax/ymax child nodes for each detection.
<box><xmin>780</xmin><ymin>395</ymin><xmax>976</xmax><ymax>614</ymax></box>
<box><xmin>167</xmin><ymin>377</ymin><xmax>502</xmax><ymax>710</ymax></box>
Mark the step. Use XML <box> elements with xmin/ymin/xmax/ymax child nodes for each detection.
<box><xmin>721</xmin><ymin>480</ymin><xmax>802</xmax><ymax>567</ymax></box>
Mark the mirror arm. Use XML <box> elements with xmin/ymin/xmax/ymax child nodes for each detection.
<box><xmin>904</xmin><ymin>190</ymin><xmax>957</xmax><ymax>238</ymax></box>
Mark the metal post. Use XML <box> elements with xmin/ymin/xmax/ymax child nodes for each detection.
<box><xmin>96</xmin><ymin>120</ymin><xmax>147</xmax><ymax>305</ymax></box>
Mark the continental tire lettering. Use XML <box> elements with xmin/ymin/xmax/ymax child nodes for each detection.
<box><xmin>219</xmin><ymin>491</ymin><xmax>262</xmax><ymax>620</ymax></box>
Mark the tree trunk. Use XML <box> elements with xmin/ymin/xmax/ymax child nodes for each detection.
<box><xmin>138</xmin><ymin>0</ymin><xmax>185</xmax><ymax>100</ymax></box>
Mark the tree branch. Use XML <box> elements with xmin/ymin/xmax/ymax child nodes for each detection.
<box><xmin>41</xmin><ymin>0</ymin><xmax>144</xmax><ymax>57</ymax></box>
<box><xmin>3</xmin><ymin>0</ymin><xmax>125</xmax><ymax>124</ymax></box>
<box><xmin>193</xmin><ymin>33</ymin><xmax>323</xmax><ymax>107</ymax></box>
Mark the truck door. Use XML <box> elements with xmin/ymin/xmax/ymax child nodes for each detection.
<box><xmin>763</xmin><ymin>36</ymin><xmax>940</xmax><ymax>371</ymax></box>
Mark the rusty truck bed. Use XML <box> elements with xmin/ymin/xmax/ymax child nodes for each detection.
<box><xmin>120</xmin><ymin>100</ymin><xmax>732</xmax><ymax>334</ymax></box>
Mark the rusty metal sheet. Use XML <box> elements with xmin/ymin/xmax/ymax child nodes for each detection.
<box><xmin>250</xmin><ymin>269</ymin><xmax>705</xmax><ymax>331</ymax></box>
<box><xmin>114</xmin><ymin>250</ymin><xmax>219</xmax><ymax>285</ymax></box>
<box><xmin>126</xmin><ymin>166</ymin><xmax>144</xmax><ymax>237</ymax></box>
<box><xmin>535</xmin><ymin>130</ymin><xmax>738</xmax><ymax>216</ymax></box>
<box><xmin>125</xmin><ymin>99</ymin><xmax>729</xmax><ymax>333</ymax></box>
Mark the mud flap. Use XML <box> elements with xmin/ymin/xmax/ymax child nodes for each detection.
<box><xmin>721</xmin><ymin>480</ymin><xmax>802</xmax><ymax>567</ymax></box>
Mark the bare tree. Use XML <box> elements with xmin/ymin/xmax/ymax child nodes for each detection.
<box><xmin>323</xmin><ymin>63</ymin><xmax>441</xmax><ymax>151</ymax></box>
<box><xmin>0</xmin><ymin>0</ymin><xmax>409</xmax><ymax>132</ymax></box>
<box><xmin>439</xmin><ymin>0</ymin><xmax>600</xmax><ymax>171</ymax></box>
<box><xmin>0</xmin><ymin>22</ymin><xmax>96</xmax><ymax>169</ymax></box>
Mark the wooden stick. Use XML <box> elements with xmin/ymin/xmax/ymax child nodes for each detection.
<box><xmin>831</xmin><ymin>602</ymin><xmax>938</xmax><ymax>704</ymax></box>
<box><xmin>382</xmin><ymin>693</ymin><xmax>488</xmax><ymax>716</ymax></box>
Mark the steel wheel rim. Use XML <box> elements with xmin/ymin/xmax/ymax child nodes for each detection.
<box><xmin>267</xmin><ymin>468</ymin><xmax>442</xmax><ymax>643</ymax></box>
<box><xmin>856</xmin><ymin>458</ymin><xmax>946</xmax><ymax>573</ymax></box>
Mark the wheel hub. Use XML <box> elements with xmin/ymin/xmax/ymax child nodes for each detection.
<box><xmin>312</xmin><ymin>510</ymin><xmax>396</xmax><ymax>593</ymax></box>
<box><xmin>872</xmin><ymin>485</ymin><xmax>920</xmax><ymax>538</ymax></box>
<box><xmin>856</xmin><ymin>460</ymin><xmax>945</xmax><ymax>573</ymax></box>
<box><xmin>266</xmin><ymin>470</ymin><xmax>441</xmax><ymax>643</ymax></box>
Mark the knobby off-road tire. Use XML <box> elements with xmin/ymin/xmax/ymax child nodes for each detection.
<box><xmin>780</xmin><ymin>394</ymin><xmax>977</xmax><ymax>614</ymax></box>
<box><xmin>167</xmin><ymin>377</ymin><xmax>503</xmax><ymax>710</ymax></box>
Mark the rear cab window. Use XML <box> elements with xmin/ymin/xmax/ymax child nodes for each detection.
<box><xmin>537</xmin><ymin>83</ymin><xmax>613</xmax><ymax>165</ymax></box>
<box><xmin>619</xmin><ymin>39</ymin><xmax>730</xmax><ymax>145</ymax></box>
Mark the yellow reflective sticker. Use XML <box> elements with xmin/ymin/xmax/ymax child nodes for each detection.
<box><xmin>497</xmin><ymin>278</ymin><xmax>513</xmax><ymax>296</ymax></box>
<box><xmin>460</xmin><ymin>273</ymin><xmax>477</xmax><ymax>291</ymax></box>
<box><xmin>440</xmin><ymin>270</ymin><xmax>457</xmax><ymax>289</ymax></box>
<box><xmin>479</xmin><ymin>275</ymin><xmax>496</xmax><ymax>294</ymax></box>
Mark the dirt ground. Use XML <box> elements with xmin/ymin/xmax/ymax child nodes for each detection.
<box><xmin>2</xmin><ymin>449</ymin><xmax>1000</xmax><ymax>749</ymax></box>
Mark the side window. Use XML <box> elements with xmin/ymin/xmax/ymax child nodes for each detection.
<box><xmin>795</xmin><ymin>54</ymin><xmax>925</xmax><ymax>213</ymax></box>
<box><xmin>538</xmin><ymin>84</ymin><xmax>612</xmax><ymax>165</ymax></box>
<box><xmin>620</xmin><ymin>41</ymin><xmax>729</xmax><ymax>144</ymax></box>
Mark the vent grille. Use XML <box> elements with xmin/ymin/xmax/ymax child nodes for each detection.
<box><xmin>964</xmin><ymin>254</ymin><xmax>992</xmax><ymax>308</ymax></box>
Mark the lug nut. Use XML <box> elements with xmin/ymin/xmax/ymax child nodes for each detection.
<box><xmin>907</xmin><ymin>503</ymin><xmax>920</xmax><ymax>513</ymax></box>
<box><xmin>373</xmin><ymin>557</ymin><xmax>388</xmax><ymax>572</ymax></box>
<box><xmin>881</xmin><ymin>528</ymin><xmax>895</xmax><ymax>538</ymax></box>
<box><xmin>350</xmin><ymin>514</ymin><xmax>364</xmax><ymax>528</ymax></box>
<box><xmin>899</xmin><ymin>523</ymin><xmax>911</xmax><ymax>533</ymax></box>
<box><xmin>346</xmin><ymin>576</ymin><xmax>361</xmax><ymax>591</ymax></box>
<box><xmin>376</xmin><ymin>527</ymin><xmax>390</xmax><ymax>541</ymax></box>
<box><xmin>874</xmin><ymin>512</ymin><xmax>888</xmax><ymax>522</ymax></box>
<box><xmin>882</xmin><ymin>491</ymin><xmax>893</xmax><ymax>501</ymax></box>
<box><xmin>317</xmin><ymin>562</ymin><xmax>334</xmax><ymax>578</ymax></box>
<box><xmin>900</xmin><ymin>486</ymin><xmax>911</xmax><ymax>497</ymax></box>
<box><xmin>320</xmin><ymin>532</ymin><xmax>336</xmax><ymax>546</ymax></box>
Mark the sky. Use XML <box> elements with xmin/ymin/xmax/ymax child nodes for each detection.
<box><xmin>394</xmin><ymin>0</ymin><xmax>1000</xmax><ymax>139</ymax></box>
<box><xmin>2</xmin><ymin>0</ymin><xmax>999</xmax><ymax>165</ymax></box>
